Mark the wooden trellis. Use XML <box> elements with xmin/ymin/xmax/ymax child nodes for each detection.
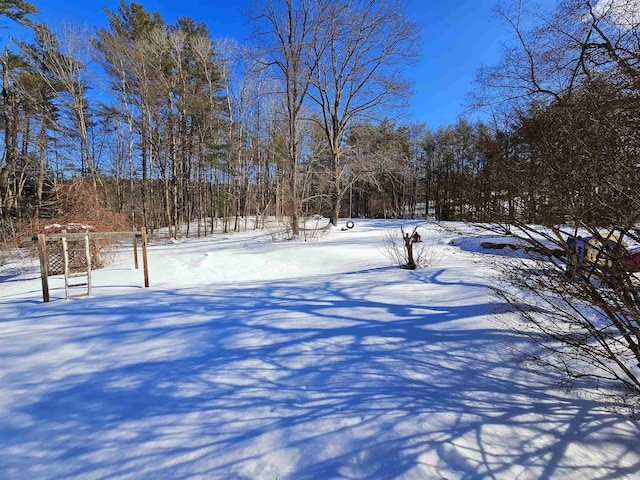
<box><xmin>45</xmin><ymin>236</ymin><xmax>103</xmax><ymax>276</ymax></box>
<box><xmin>35</xmin><ymin>229</ymin><xmax>149</xmax><ymax>302</ymax></box>
<box><xmin>62</xmin><ymin>233</ymin><xmax>92</xmax><ymax>298</ymax></box>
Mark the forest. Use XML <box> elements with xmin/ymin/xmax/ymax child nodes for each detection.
<box><xmin>0</xmin><ymin>0</ymin><xmax>634</xmax><ymax>243</ymax></box>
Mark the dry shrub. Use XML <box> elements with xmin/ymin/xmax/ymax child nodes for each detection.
<box><xmin>24</xmin><ymin>178</ymin><xmax>132</xmax><ymax>271</ymax></box>
<box><xmin>50</xmin><ymin>178</ymin><xmax>131</xmax><ymax>232</ymax></box>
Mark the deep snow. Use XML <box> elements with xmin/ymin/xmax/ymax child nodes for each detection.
<box><xmin>1</xmin><ymin>219</ymin><xmax>638</xmax><ymax>479</ymax></box>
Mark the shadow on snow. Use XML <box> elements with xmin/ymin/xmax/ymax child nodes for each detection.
<box><xmin>1</xmin><ymin>267</ymin><xmax>639</xmax><ymax>479</ymax></box>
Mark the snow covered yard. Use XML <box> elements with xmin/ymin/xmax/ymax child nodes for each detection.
<box><xmin>0</xmin><ymin>220</ymin><xmax>638</xmax><ymax>479</ymax></box>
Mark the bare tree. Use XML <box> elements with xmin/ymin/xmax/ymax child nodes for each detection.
<box><xmin>249</xmin><ymin>0</ymin><xmax>319</xmax><ymax>236</ymax></box>
<box><xmin>30</xmin><ymin>24</ymin><xmax>98</xmax><ymax>189</ymax></box>
<box><xmin>474</xmin><ymin>0</ymin><xmax>640</xmax><ymax>407</ymax></box>
<box><xmin>475</xmin><ymin>0</ymin><xmax>640</xmax><ymax>113</ymax></box>
<box><xmin>308</xmin><ymin>0</ymin><xmax>419</xmax><ymax>226</ymax></box>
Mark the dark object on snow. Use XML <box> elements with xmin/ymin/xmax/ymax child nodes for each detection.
<box><xmin>480</xmin><ymin>241</ymin><xmax>511</xmax><ymax>250</ymax></box>
<box><xmin>412</xmin><ymin>232</ymin><xmax>421</xmax><ymax>243</ymax></box>
<box><xmin>342</xmin><ymin>220</ymin><xmax>355</xmax><ymax>231</ymax></box>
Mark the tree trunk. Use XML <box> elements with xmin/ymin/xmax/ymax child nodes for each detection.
<box><xmin>403</xmin><ymin>233</ymin><xmax>416</xmax><ymax>270</ymax></box>
<box><xmin>1</xmin><ymin>51</ymin><xmax>18</xmax><ymax>229</ymax></box>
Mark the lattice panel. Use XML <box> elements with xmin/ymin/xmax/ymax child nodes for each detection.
<box><xmin>46</xmin><ymin>240</ymin><xmax>103</xmax><ymax>276</ymax></box>
<box><xmin>47</xmin><ymin>242</ymin><xmax>64</xmax><ymax>276</ymax></box>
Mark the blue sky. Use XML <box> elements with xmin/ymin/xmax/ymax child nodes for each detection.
<box><xmin>5</xmin><ymin>0</ymin><xmax>556</xmax><ymax>129</ymax></box>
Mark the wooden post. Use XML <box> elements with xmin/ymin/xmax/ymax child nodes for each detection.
<box><xmin>84</xmin><ymin>233</ymin><xmax>92</xmax><ymax>296</ymax></box>
<box><xmin>133</xmin><ymin>234</ymin><xmax>139</xmax><ymax>270</ymax></box>
<box><xmin>62</xmin><ymin>237</ymin><xmax>70</xmax><ymax>299</ymax></box>
<box><xmin>141</xmin><ymin>228</ymin><xmax>149</xmax><ymax>288</ymax></box>
<box><xmin>37</xmin><ymin>234</ymin><xmax>50</xmax><ymax>303</ymax></box>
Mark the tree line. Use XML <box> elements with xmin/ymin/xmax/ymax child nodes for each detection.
<box><xmin>0</xmin><ymin>0</ymin><xmax>417</xmax><ymax>239</ymax></box>
<box><xmin>0</xmin><ymin>0</ymin><xmax>635</xmax><ymax>241</ymax></box>
<box><xmin>2</xmin><ymin>0</ymin><xmax>633</xmax><ymax>242</ymax></box>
